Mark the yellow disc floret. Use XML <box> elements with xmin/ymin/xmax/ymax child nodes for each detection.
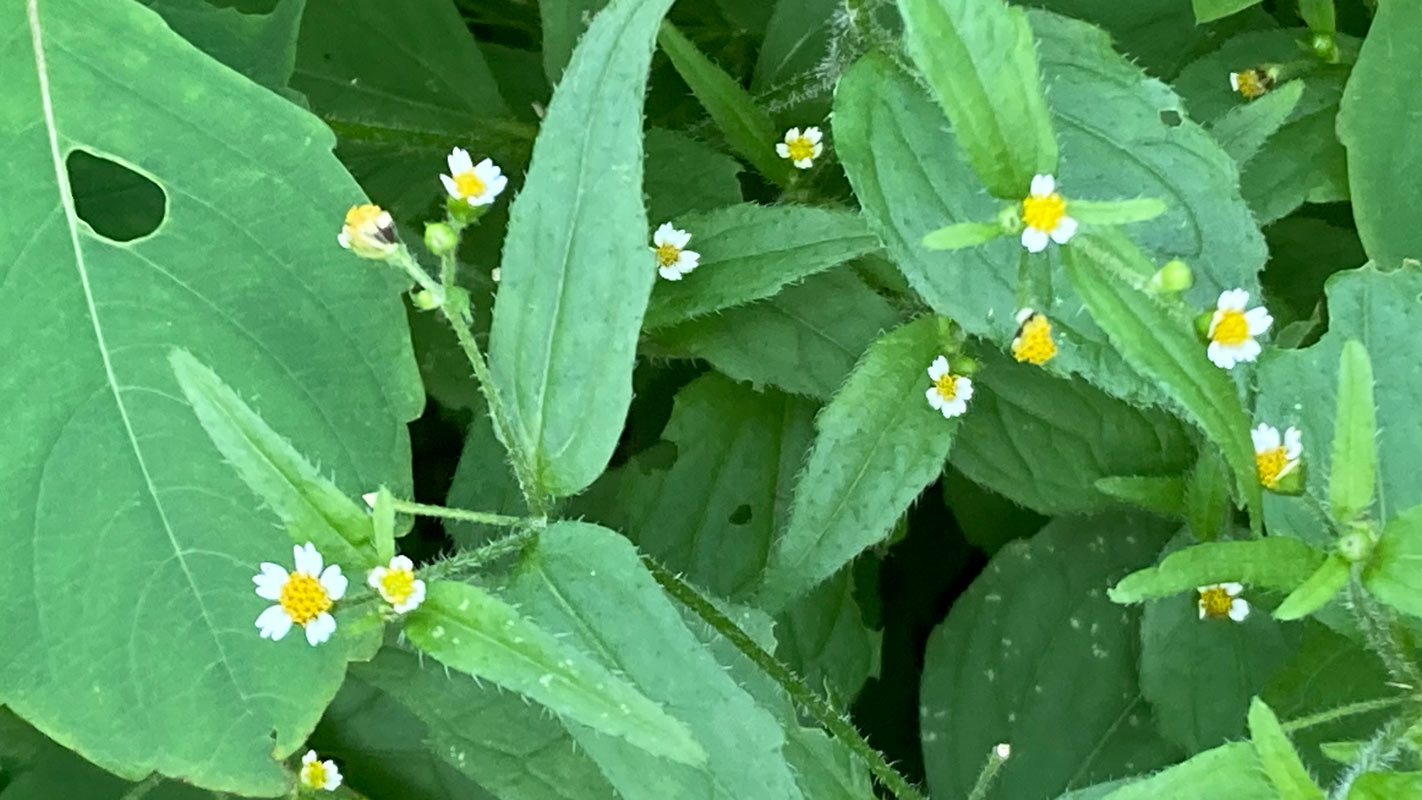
<box><xmin>786</xmin><ymin>137</ymin><xmax>816</xmax><ymax>162</ymax></box>
<box><xmin>1022</xmin><ymin>192</ymin><xmax>1067</xmax><ymax>233</ymax></box>
<box><xmin>1211</xmin><ymin>309</ymin><xmax>1249</xmax><ymax>346</ymax></box>
<box><xmin>379</xmin><ymin>568</ymin><xmax>416</xmax><ymax>606</ymax></box>
<box><xmin>279</xmin><ymin>573</ymin><xmax>332</xmax><ymax>626</ymax></box>
<box><xmin>453</xmin><ymin>170</ymin><xmax>486</xmax><ymax>198</ymax></box>
<box><xmin>934</xmin><ymin>373</ymin><xmax>958</xmax><ymax>401</ymax></box>
<box><xmin>1256</xmin><ymin>447</ymin><xmax>1290</xmax><ymax>489</ymax></box>
<box><xmin>1198</xmin><ymin>585</ymin><xmax>1234</xmax><ymax>619</ymax></box>
<box><xmin>655</xmin><ymin>243</ymin><xmax>681</xmax><ymax>268</ymax></box>
<box><xmin>301</xmin><ymin>759</ymin><xmax>329</xmax><ymax>790</ymax></box>
<box><xmin>1012</xmin><ymin>313</ymin><xmax>1057</xmax><ymax>365</ymax></box>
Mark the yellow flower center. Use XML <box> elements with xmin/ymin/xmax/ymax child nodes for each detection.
<box><xmin>1022</xmin><ymin>192</ymin><xmax>1067</xmax><ymax>232</ymax></box>
<box><xmin>279</xmin><ymin>573</ymin><xmax>332</xmax><ymax>626</ymax></box>
<box><xmin>301</xmin><ymin>759</ymin><xmax>328</xmax><ymax>789</ymax></box>
<box><xmin>655</xmin><ymin>243</ymin><xmax>681</xmax><ymax>268</ymax></box>
<box><xmin>344</xmin><ymin>203</ymin><xmax>384</xmax><ymax>231</ymax></box>
<box><xmin>1256</xmin><ymin>446</ymin><xmax>1289</xmax><ymax>489</ymax></box>
<box><xmin>453</xmin><ymin>170</ymin><xmax>486</xmax><ymax>198</ymax></box>
<box><xmin>379</xmin><ymin>568</ymin><xmax>416</xmax><ymax>605</ymax></box>
<box><xmin>934</xmin><ymin>373</ymin><xmax>958</xmax><ymax>401</ymax></box>
<box><xmin>1233</xmin><ymin>70</ymin><xmax>1269</xmax><ymax>100</ymax></box>
<box><xmin>1199</xmin><ymin>586</ymin><xmax>1234</xmax><ymax>619</ymax></box>
<box><xmin>1212</xmin><ymin>309</ymin><xmax>1249</xmax><ymax>346</ymax></box>
<box><xmin>786</xmin><ymin>137</ymin><xmax>816</xmax><ymax>162</ymax></box>
<box><xmin>1012</xmin><ymin>314</ymin><xmax>1058</xmax><ymax>365</ymax></box>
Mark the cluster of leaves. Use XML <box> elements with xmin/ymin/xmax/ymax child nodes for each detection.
<box><xmin>3</xmin><ymin>0</ymin><xmax>1422</xmax><ymax>798</ymax></box>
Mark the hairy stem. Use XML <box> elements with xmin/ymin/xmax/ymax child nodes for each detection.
<box><xmin>966</xmin><ymin>744</ymin><xmax>1010</xmax><ymax>800</ymax></box>
<box><xmin>1282</xmin><ymin>695</ymin><xmax>1410</xmax><ymax>734</ymax></box>
<box><xmin>642</xmin><ymin>556</ymin><xmax>929</xmax><ymax>800</ymax></box>
<box><xmin>387</xmin><ymin>497</ymin><xmax>541</xmax><ymax>528</ymax></box>
<box><xmin>423</xmin><ymin>526</ymin><xmax>543</xmax><ymax>583</ymax></box>
<box><xmin>1348</xmin><ymin>578</ymin><xmax>1422</xmax><ymax>688</ymax></box>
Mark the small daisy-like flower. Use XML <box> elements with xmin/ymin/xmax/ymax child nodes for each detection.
<box><xmin>253</xmin><ymin>542</ymin><xmax>348</xmax><ymax>646</ymax></box>
<box><xmin>1252</xmin><ymin>423</ymin><xmax>1302</xmax><ymax>490</ymax></box>
<box><xmin>1197</xmin><ymin>582</ymin><xmax>1249</xmax><ymax>621</ymax></box>
<box><xmin>1020</xmin><ymin>174</ymin><xmax>1078</xmax><ymax>253</ymax></box>
<box><xmin>298</xmin><ymin>750</ymin><xmax>342</xmax><ymax>792</ymax></box>
<box><xmin>440</xmin><ymin>147</ymin><xmax>508</xmax><ymax>206</ymax></box>
<box><xmin>1011</xmin><ymin>308</ymin><xmax>1057</xmax><ymax>365</ymax></box>
<box><xmin>1229</xmin><ymin>69</ymin><xmax>1275</xmax><ymax>100</ymax></box>
<box><xmin>338</xmin><ymin>204</ymin><xmax>397</xmax><ymax>259</ymax></box>
<box><xmin>367</xmin><ymin>555</ymin><xmax>427</xmax><ymax>614</ymax></box>
<box><xmin>652</xmin><ymin>222</ymin><xmax>700</xmax><ymax>281</ymax></box>
<box><xmin>925</xmin><ymin>355</ymin><xmax>974</xmax><ymax>418</ymax></box>
<box><xmin>1206</xmin><ymin>289</ymin><xmax>1272</xmax><ymax>369</ymax></box>
<box><xmin>776</xmin><ymin>126</ymin><xmax>824</xmax><ymax>169</ymax></box>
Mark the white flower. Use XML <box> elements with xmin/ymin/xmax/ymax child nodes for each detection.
<box><xmin>1252</xmin><ymin>423</ymin><xmax>1302</xmax><ymax>490</ymax></box>
<box><xmin>337</xmin><ymin>204</ymin><xmax>397</xmax><ymax>259</ymax></box>
<box><xmin>1206</xmin><ymin>289</ymin><xmax>1272</xmax><ymax>369</ymax></box>
<box><xmin>299</xmin><ymin>750</ymin><xmax>342</xmax><ymax>792</ymax></box>
<box><xmin>367</xmin><ymin>555</ymin><xmax>427</xmax><ymax>614</ymax></box>
<box><xmin>1197</xmin><ymin>582</ymin><xmax>1249</xmax><ymax>621</ymax></box>
<box><xmin>776</xmin><ymin>126</ymin><xmax>824</xmax><ymax>169</ymax></box>
<box><xmin>1020</xmin><ymin>174</ymin><xmax>1077</xmax><ymax>253</ymax></box>
<box><xmin>925</xmin><ymin>355</ymin><xmax>974</xmax><ymax>418</ymax></box>
<box><xmin>253</xmin><ymin>542</ymin><xmax>348</xmax><ymax>646</ymax></box>
<box><xmin>652</xmin><ymin>222</ymin><xmax>700</xmax><ymax>281</ymax></box>
<box><xmin>440</xmin><ymin>147</ymin><xmax>508</xmax><ymax>206</ymax></box>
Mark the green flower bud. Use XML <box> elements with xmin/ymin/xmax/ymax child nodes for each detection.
<box><xmin>952</xmin><ymin>354</ymin><xmax>979</xmax><ymax>375</ymax></box>
<box><xmin>1309</xmin><ymin>33</ymin><xmax>1339</xmax><ymax>63</ymax></box>
<box><xmin>410</xmin><ymin>288</ymin><xmax>440</xmax><ymax>311</ymax></box>
<box><xmin>996</xmin><ymin>203</ymin><xmax>1022</xmax><ymax>233</ymax></box>
<box><xmin>1149</xmin><ymin>259</ymin><xmax>1194</xmax><ymax>294</ymax></box>
<box><xmin>1338</xmin><ymin>528</ymin><xmax>1375</xmax><ymax>564</ymax></box>
<box><xmin>1194</xmin><ymin>311</ymin><xmax>1214</xmax><ymax>341</ymax></box>
<box><xmin>424</xmin><ymin>222</ymin><xmax>458</xmax><ymax>257</ymax></box>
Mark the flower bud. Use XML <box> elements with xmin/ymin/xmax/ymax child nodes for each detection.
<box><xmin>1338</xmin><ymin>528</ymin><xmax>1375</xmax><ymax>564</ymax></box>
<box><xmin>410</xmin><ymin>288</ymin><xmax>440</xmax><ymax>311</ymax></box>
<box><xmin>1149</xmin><ymin>259</ymin><xmax>1194</xmax><ymax>294</ymax></box>
<box><xmin>424</xmin><ymin>221</ymin><xmax>458</xmax><ymax>257</ymax></box>
<box><xmin>1309</xmin><ymin>33</ymin><xmax>1339</xmax><ymax>63</ymax></box>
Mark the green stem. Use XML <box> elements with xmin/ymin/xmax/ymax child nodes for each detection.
<box><xmin>1348</xmin><ymin>578</ymin><xmax>1422</xmax><ymax>688</ymax></box>
<box><xmin>642</xmin><ymin>556</ymin><xmax>928</xmax><ymax>800</ymax></box>
<box><xmin>118</xmin><ymin>775</ymin><xmax>163</xmax><ymax>800</ymax></box>
<box><xmin>1282</xmin><ymin>695</ymin><xmax>1409</xmax><ymax>733</ymax></box>
<box><xmin>966</xmin><ymin>744</ymin><xmax>1010</xmax><ymax>800</ymax></box>
<box><xmin>423</xmin><ymin>527</ymin><xmax>542</xmax><ymax>582</ymax></box>
<box><xmin>388</xmin><ymin>497</ymin><xmax>540</xmax><ymax>528</ymax></box>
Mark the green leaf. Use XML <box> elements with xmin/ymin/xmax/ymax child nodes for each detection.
<box><xmin>1207</xmin><ymin>80</ymin><xmax>1305</xmax><ymax>165</ymax></box>
<box><xmin>1192</xmin><ymin>0</ymin><xmax>1263</xmax><ymax>23</ymax></box>
<box><xmin>942</xmin><ymin>468</ymin><xmax>1049</xmax><ymax>554</ymax></box>
<box><xmin>1063</xmin><ymin>232</ymin><xmax>1262</xmax><ymax>526</ymax></box>
<box><xmin>657</xmin><ymin>22</ymin><xmax>791</xmax><ymax>187</ymax></box>
<box><xmin>897</xmin><ymin>0</ymin><xmax>1057</xmax><ymax>197</ymax></box>
<box><xmin>1187</xmin><ymin>448</ymin><xmax>1233</xmax><ymax>541</ymax></box>
<box><xmin>1330</xmin><ymin>341</ymin><xmax>1377</xmax><ymax>523</ymax></box>
<box><xmin>405</xmin><ymin>580</ymin><xmax>706</xmax><ymax>765</ymax></box>
<box><xmin>1096</xmin><ymin>476</ymin><xmax>1188</xmax><ymax>517</ymax></box>
<box><xmin>0</xmin><ymin>0</ymin><xmax>421</xmax><ymax>791</ymax></box>
<box><xmin>1099</xmin><ymin>743</ymin><xmax>1275</xmax><ymax>799</ymax></box>
<box><xmin>1066</xmin><ymin>198</ymin><xmax>1167</xmax><ymax>226</ymax></box>
<box><xmin>1274</xmin><ymin>555</ymin><xmax>1350</xmax><ymax>621</ymax></box>
<box><xmin>775</xmin><ymin>569</ymin><xmax>882</xmax><ymax>702</ymax></box>
<box><xmin>920</xmin><ymin>513</ymin><xmax>1180</xmax><ymax>800</ymax></box>
<box><xmin>951</xmin><ymin>351</ymin><xmax>1195</xmax><ymax>515</ymax></box>
<box><xmin>1338</xmin><ymin>0</ymin><xmax>1422</xmax><ymax>268</ymax></box>
<box><xmin>488</xmin><ymin>0</ymin><xmax>675</xmax><ymax>498</ymax></box>
<box><xmin>502</xmin><ymin>522</ymin><xmax>806</xmax><ymax>800</ymax></box>
<box><xmin>571</xmin><ymin>374</ymin><xmax>817</xmax><ymax>599</ymax></box>
<box><xmin>143</xmin><ymin>0</ymin><xmax>304</xmax><ymax>93</ymax></box>
<box><xmin>644</xmin><ymin>128</ymin><xmax>744</xmax><ymax>223</ymax></box>
<box><xmin>1300</xmin><ymin>0</ymin><xmax>1336</xmax><ymax>33</ymax></box>
<box><xmin>758</xmin><ymin>317</ymin><xmax>959</xmax><ymax>609</ymax></box>
<box><xmin>343</xmin><ymin>647</ymin><xmax>618</xmax><ymax>800</ymax></box>
<box><xmin>1348</xmin><ymin>772</ymin><xmax>1422</xmax><ymax>799</ymax></box>
<box><xmin>922</xmin><ymin>221</ymin><xmax>1005</xmax><ymax>250</ymax></box>
<box><xmin>644</xmin><ymin>204</ymin><xmax>879</xmax><ymax>330</ymax></box>
<box><xmin>542</xmin><ymin>0</ymin><xmax>611</xmax><ymax>82</ymax></box>
<box><xmin>0</xmin><ymin>716</ymin><xmax>215</xmax><ymax>800</ymax></box>
<box><xmin>169</xmin><ymin>350</ymin><xmax>378</xmax><ymax>568</ymax></box>
<box><xmin>1031</xmin><ymin>0</ymin><xmax>1255</xmax><ymax>78</ymax></box>
<box><xmin>835</xmin><ymin>15</ymin><xmax>1266</xmax><ymax>405</ymax></box>
<box><xmin>446</xmin><ymin>406</ymin><xmax>527</xmax><ymax>548</ymax></box>
<box><xmin>650</xmin><ymin>268</ymin><xmax>901</xmax><ymax>400</ymax></box>
<box><xmin>1110</xmin><ymin>539</ymin><xmax>1327</xmax><ymax>604</ymax></box>
<box><xmin>1362</xmin><ymin>505</ymin><xmax>1422</xmax><ymax>618</ymax></box>
<box><xmin>1248</xmin><ymin>698</ymin><xmax>1327</xmax><ymax>800</ymax></box>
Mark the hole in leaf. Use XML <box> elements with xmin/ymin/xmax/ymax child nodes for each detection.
<box><xmin>1158</xmin><ymin>109</ymin><xmax>1182</xmax><ymax>127</ymax></box>
<box><xmin>67</xmin><ymin>151</ymin><xmax>166</xmax><ymax>242</ymax></box>
<box><xmin>636</xmin><ymin>440</ymin><xmax>678</xmax><ymax>473</ymax></box>
<box><xmin>728</xmin><ymin>504</ymin><xmax>753</xmax><ymax>525</ymax></box>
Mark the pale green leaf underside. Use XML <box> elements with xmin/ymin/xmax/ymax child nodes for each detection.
<box><xmin>0</xmin><ymin>0</ymin><xmax>421</xmax><ymax>792</ymax></box>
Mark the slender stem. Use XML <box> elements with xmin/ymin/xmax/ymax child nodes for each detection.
<box><xmin>1348</xmin><ymin>578</ymin><xmax>1422</xmax><ymax>688</ymax></box>
<box><xmin>423</xmin><ymin>527</ymin><xmax>542</xmax><ymax>582</ymax></box>
<box><xmin>118</xmin><ymin>775</ymin><xmax>163</xmax><ymax>800</ymax></box>
<box><xmin>642</xmin><ymin>556</ymin><xmax>929</xmax><ymax>800</ymax></box>
<box><xmin>388</xmin><ymin>497</ymin><xmax>540</xmax><ymax>528</ymax></box>
<box><xmin>1282</xmin><ymin>695</ymin><xmax>1409</xmax><ymax>733</ymax></box>
<box><xmin>967</xmin><ymin>745</ymin><xmax>1010</xmax><ymax>800</ymax></box>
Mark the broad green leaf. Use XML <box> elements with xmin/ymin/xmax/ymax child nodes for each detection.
<box><xmin>776</xmin><ymin>569</ymin><xmax>881</xmax><ymax>702</ymax></box>
<box><xmin>406</xmin><ymin>580</ymin><xmax>704</xmax><ymax>765</ymax></box>
<box><xmin>169</xmin><ymin>350</ymin><xmax>377</xmax><ymax>569</ymax></box>
<box><xmin>758</xmin><ymin>317</ymin><xmax>959</xmax><ymax>609</ymax></box>
<box><xmin>343</xmin><ymin>647</ymin><xmax>618</xmax><ymax>800</ymax></box>
<box><xmin>1187</xmin><ymin>449</ymin><xmax>1233</xmax><ymax>541</ymax></box>
<box><xmin>488</xmin><ymin>0</ymin><xmax>675</xmax><ymax>498</ymax></box>
<box><xmin>542</xmin><ymin>0</ymin><xmax>611</xmax><ymax>82</ymax></box>
<box><xmin>144</xmin><ymin>0</ymin><xmax>304</xmax><ymax>93</ymax></box>
<box><xmin>0</xmin><ymin>0</ymin><xmax>421</xmax><ymax>791</ymax></box>
<box><xmin>1255</xmin><ymin>265</ymin><xmax>1422</xmax><ymax>543</ymax></box>
<box><xmin>657</xmin><ymin>23</ymin><xmax>791</xmax><ymax>187</ymax></box>
<box><xmin>572</xmin><ymin>374</ymin><xmax>817</xmax><ymax>599</ymax></box>
<box><xmin>951</xmin><ymin>351</ymin><xmax>1194</xmax><ymax>515</ymax></box>
<box><xmin>0</xmin><ymin>717</ymin><xmax>214</xmax><ymax>800</ymax></box>
<box><xmin>650</xmin><ymin>268</ymin><xmax>901</xmax><ymax>399</ymax></box>
<box><xmin>1208</xmin><ymin>80</ymin><xmax>1305</xmax><ymax>165</ymax></box>
<box><xmin>1031</xmin><ymin>0</ymin><xmax>1263</xmax><ymax>78</ymax></box>
<box><xmin>1063</xmin><ymin>232</ymin><xmax>1262</xmax><ymax>525</ymax></box>
<box><xmin>1274</xmin><ymin>555</ymin><xmax>1350</xmax><ymax>621</ymax></box>
<box><xmin>1330</xmin><ymin>341</ymin><xmax>1377</xmax><ymax>523</ymax></box>
<box><xmin>502</xmin><ymin>522</ymin><xmax>805</xmax><ymax>800</ymax></box>
<box><xmin>920</xmin><ymin>513</ymin><xmax>1180</xmax><ymax>800</ymax></box>
<box><xmin>1362</xmin><ymin>506</ymin><xmax>1422</xmax><ymax>618</ymax></box>
<box><xmin>1096</xmin><ymin>476</ymin><xmax>1188</xmax><ymax>517</ymax></box>
<box><xmin>942</xmin><ymin>468</ymin><xmax>1048</xmax><ymax>554</ymax></box>
<box><xmin>1139</xmin><ymin>540</ymin><xmax>1298</xmax><ymax>753</ymax></box>
<box><xmin>1349</xmin><ymin>772</ymin><xmax>1422</xmax><ymax>799</ymax></box>
<box><xmin>643</xmin><ymin>204</ymin><xmax>879</xmax><ymax>330</ymax></box>
<box><xmin>445</xmin><ymin>405</ymin><xmax>527</xmax><ymax>548</ymax></box>
<box><xmin>1110</xmin><ymin>539</ymin><xmax>1326</xmax><ymax>603</ymax></box>
<box><xmin>1099</xmin><ymin>743</ymin><xmax>1274</xmax><ymax>799</ymax></box>
<box><xmin>1338</xmin><ymin>0</ymin><xmax>1422</xmax><ymax>268</ymax></box>
<box><xmin>1248</xmin><ymin>698</ymin><xmax>1327</xmax><ymax>800</ymax></box>
<box><xmin>644</xmin><ymin>128</ymin><xmax>744</xmax><ymax>223</ymax></box>
<box><xmin>897</xmin><ymin>0</ymin><xmax>1057</xmax><ymax>197</ymax></box>
<box><xmin>836</xmin><ymin>14</ymin><xmax>1266</xmax><ymax>405</ymax></box>
<box><xmin>1192</xmin><ymin>0</ymin><xmax>1263</xmax><ymax>23</ymax></box>
<box><xmin>752</xmin><ymin>0</ymin><xmax>838</xmax><ymax>102</ymax></box>
<box><xmin>1300</xmin><ymin>0</ymin><xmax>1335</xmax><ymax>33</ymax></box>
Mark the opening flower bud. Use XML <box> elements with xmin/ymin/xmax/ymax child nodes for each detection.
<box><xmin>1149</xmin><ymin>259</ymin><xmax>1194</xmax><ymax>294</ymax></box>
<box><xmin>424</xmin><ymin>221</ymin><xmax>458</xmax><ymax>256</ymax></box>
